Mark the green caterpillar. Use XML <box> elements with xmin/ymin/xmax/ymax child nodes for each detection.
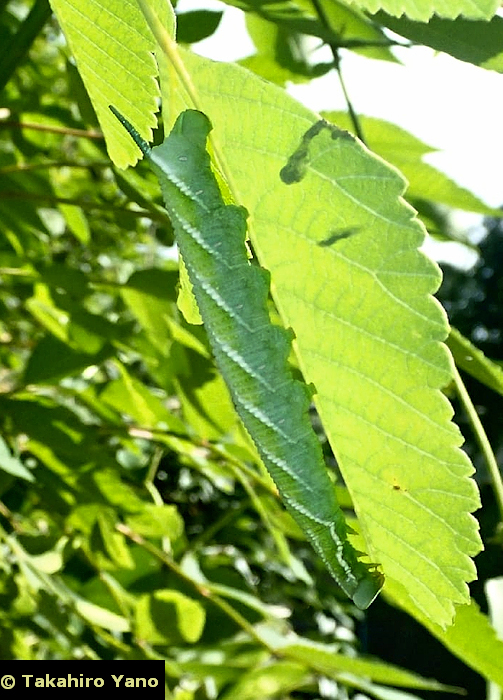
<box><xmin>110</xmin><ymin>106</ymin><xmax>384</xmax><ymax>609</ymax></box>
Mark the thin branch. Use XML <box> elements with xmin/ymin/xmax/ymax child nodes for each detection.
<box><xmin>0</xmin><ymin>190</ymin><xmax>168</xmax><ymax>222</ymax></box>
<box><xmin>136</xmin><ymin>0</ymin><xmax>239</xmax><ymax>205</ymax></box>
<box><xmin>117</xmin><ymin>523</ymin><xmax>276</xmax><ymax>653</ymax></box>
<box><xmin>0</xmin><ymin>160</ymin><xmax>110</xmax><ymax>175</ymax></box>
<box><xmin>452</xmin><ymin>363</ymin><xmax>503</xmax><ymax>523</ymax></box>
<box><xmin>310</xmin><ymin>0</ymin><xmax>366</xmax><ymax>144</ymax></box>
<box><xmin>0</xmin><ymin>119</ymin><xmax>103</xmax><ymax>139</ymax></box>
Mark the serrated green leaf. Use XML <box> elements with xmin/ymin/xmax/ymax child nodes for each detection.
<box><xmin>347</xmin><ymin>0</ymin><xmax>499</xmax><ymax>21</ymax></box>
<box><xmin>47</xmin><ymin>0</ymin><xmax>174</xmax><ymax>167</ymax></box>
<box><xmin>164</xmin><ymin>51</ymin><xmax>482</xmax><ymax>625</ymax></box>
<box><xmin>374</xmin><ymin>11</ymin><xmax>503</xmax><ymax>72</ymax></box>
<box><xmin>324</xmin><ymin>112</ymin><xmax>500</xmax><ymax>216</ymax></box>
<box><xmin>75</xmin><ymin>0</ymin><xmax>484</xmax><ymax>622</ymax></box>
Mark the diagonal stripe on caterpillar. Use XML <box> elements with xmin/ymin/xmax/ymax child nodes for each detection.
<box><xmin>110</xmin><ymin>106</ymin><xmax>384</xmax><ymax>609</ymax></box>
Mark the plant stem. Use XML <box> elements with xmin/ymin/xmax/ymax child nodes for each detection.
<box><xmin>0</xmin><ymin>120</ymin><xmax>102</xmax><ymax>139</ymax></box>
<box><xmin>116</xmin><ymin>523</ymin><xmax>276</xmax><ymax>653</ymax></box>
<box><xmin>310</xmin><ymin>0</ymin><xmax>366</xmax><ymax>144</ymax></box>
<box><xmin>0</xmin><ymin>190</ymin><xmax>167</xmax><ymax>221</ymax></box>
<box><xmin>136</xmin><ymin>0</ymin><xmax>239</xmax><ymax>204</ymax></box>
<box><xmin>0</xmin><ymin>160</ymin><xmax>110</xmax><ymax>175</ymax></box>
<box><xmin>452</xmin><ymin>364</ymin><xmax>503</xmax><ymax>523</ymax></box>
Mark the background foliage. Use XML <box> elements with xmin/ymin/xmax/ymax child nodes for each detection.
<box><xmin>0</xmin><ymin>1</ymin><xmax>502</xmax><ymax>698</ymax></box>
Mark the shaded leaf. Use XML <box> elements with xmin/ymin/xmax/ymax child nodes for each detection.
<box><xmin>135</xmin><ymin>590</ymin><xmax>205</xmax><ymax>644</ymax></box>
<box><xmin>0</xmin><ymin>436</ymin><xmax>35</xmax><ymax>482</ymax></box>
<box><xmin>98</xmin><ymin>363</ymin><xmax>177</xmax><ymax>429</ymax></box>
<box><xmin>176</xmin><ymin>10</ymin><xmax>223</xmax><ymax>44</ymax></box>
<box><xmin>222</xmin><ymin>0</ymin><xmax>396</xmax><ymax>60</ymax></box>
<box><xmin>448</xmin><ymin>326</ymin><xmax>503</xmax><ymax>397</ymax></box>
<box><xmin>24</xmin><ymin>335</ymin><xmax>113</xmax><ymax>384</ymax></box>
<box><xmin>375</xmin><ymin>11</ymin><xmax>503</xmax><ymax>72</ymax></box>
<box><xmin>241</xmin><ymin>14</ymin><xmax>332</xmax><ymax>86</ymax></box>
<box><xmin>385</xmin><ymin>580</ymin><xmax>503</xmax><ymax>689</ymax></box>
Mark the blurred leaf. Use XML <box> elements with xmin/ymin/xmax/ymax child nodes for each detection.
<box><xmin>220</xmin><ymin>660</ymin><xmax>311</xmax><ymax>700</ymax></box>
<box><xmin>222</xmin><ymin>0</ymin><xmax>396</xmax><ymax>60</ymax></box>
<box><xmin>135</xmin><ymin>590</ymin><xmax>205</xmax><ymax>644</ymax></box>
<box><xmin>176</xmin><ymin>355</ymin><xmax>240</xmax><ymax>441</ymax></box>
<box><xmin>25</xmin><ymin>283</ymin><xmax>69</xmax><ymax>342</ymax></box>
<box><xmin>92</xmin><ymin>469</ymin><xmax>146</xmax><ymax>513</ymax></box>
<box><xmin>27</xmin><ymin>538</ymin><xmax>67</xmax><ymax>574</ymax></box>
<box><xmin>0</xmin><ymin>0</ymin><xmax>52</xmax><ymax>92</ymax></box>
<box><xmin>74</xmin><ymin>598</ymin><xmax>130</xmax><ymax>632</ymax></box>
<box><xmin>241</xmin><ymin>14</ymin><xmax>332</xmax><ymax>86</ymax></box>
<box><xmin>280</xmin><ymin>639</ymin><xmax>462</xmax><ymax>692</ymax></box>
<box><xmin>126</xmin><ymin>504</ymin><xmax>184</xmax><ymax>540</ymax></box>
<box><xmin>57</xmin><ymin>202</ymin><xmax>90</xmax><ymax>243</ymax></box>
<box><xmin>24</xmin><ymin>335</ymin><xmax>113</xmax><ymax>384</ymax></box>
<box><xmin>176</xmin><ymin>10</ymin><xmax>223</xmax><ymax>44</ymax></box>
<box><xmin>0</xmin><ymin>436</ymin><xmax>34</xmax><ymax>482</ymax></box>
<box><xmin>121</xmin><ymin>268</ymin><xmax>178</xmax><ymax>353</ymax></box>
<box><xmin>36</xmin><ymin>263</ymin><xmax>90</xmax><ymax>298</ymax></box>
<box><xmin>99</xmin><ymin>362</ymin><xmax>184</xmax><ymax>431</ymax></box>
<box><xmin>96</xmin><ymin>510</ymin><xmax>134</xmax><ymax>569</ymax></box>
